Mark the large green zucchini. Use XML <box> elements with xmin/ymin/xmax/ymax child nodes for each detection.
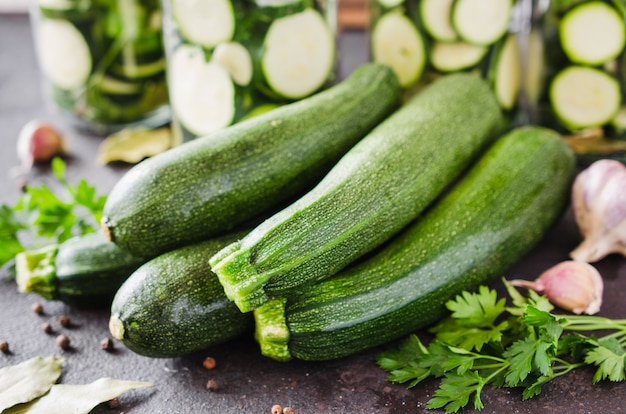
<box><xmin>210</xmin><ymin>72</ymin><xmax>505</xmax><ymax>312</ymax></box>
<box><xmin>108</xmin><ymin>232</ymin><xmax>254</xmax><ymax>358</ymax></box>
<box><xmin>101</xmin><ymin>63</ymin><xmax>401</xmax><ymax>257</ymax></box>
<box><xmin>15</xmin><ymin>232</ymin><xmax>145</xmax><ymax>308</ymax></box>
<box><xmin>253</xmin><ymin>126</ymin><xmax>576</xmax><ymax>361</ymax></box>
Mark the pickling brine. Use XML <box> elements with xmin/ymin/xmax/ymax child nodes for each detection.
<box><xmin>30</xmin><ymin>0</ymin><xmax>171</xmax><ymax>134</ymax></box>
<box><xmin>162</xmin><ymin>0</ymin><xmax>337</xmax><ymax>141</ymax></box>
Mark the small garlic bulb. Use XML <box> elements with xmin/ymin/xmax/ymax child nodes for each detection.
<box><xmin>509</xmin><ymin>260</ymin><xmax>604</xmax><ymax>315</ymax></box>
<box><xmin>570</xmin><ymin>159</ymin><xmax>626</xmax><ymax>263</ymax></box>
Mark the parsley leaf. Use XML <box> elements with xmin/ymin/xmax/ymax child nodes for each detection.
<box><xmin>426</xmin><ymin>371</ymin><xmax>486</xmax><ymax>413</ymax></box>
<box><xmin>378</xmin><ymin>279</ymin><xmax>626</xmax><ymax>413</ymax></box>
<box><xmin>0</xmin><ymin>157</ymin><xmax>107</xmax><ymax>268</ymax></box>
<box><xmin>430</xmin><ymin>286</ymin><xmax>509</xmax><ymax>351</ymax></box>
<box><xmin>0</xmin><ymin>205</ymin><xmax>27</xmax><ymax>266</ymax></box>
<box><xmin>585</xmin><ymin>337</ymin><xmax>626</xmax><ymax>382</ymax></box>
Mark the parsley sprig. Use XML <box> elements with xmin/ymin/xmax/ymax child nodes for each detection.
<box><xmin>377</xmin><ymin>280</ymin><xmax>626</xmax><ymax>413</ymax></box>
<box><xmin>0</xmin><ymin>157</ymin><xmax>107</xmax><ymax>268</ymax></box>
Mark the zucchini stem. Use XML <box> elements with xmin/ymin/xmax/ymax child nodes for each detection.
<box><xmin>15</xmin><ymin>244</ymin><xmax>59</xmax><ymax>300</ymax></box>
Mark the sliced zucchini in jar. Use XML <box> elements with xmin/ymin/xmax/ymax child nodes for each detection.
<box><xmin>169</xmin><ymin>45</ymin><xmax>235</xmax><ymax>136</ymax></box>
<box><xmin>99</xmin><ymin>75</ymin><xmax>143</xmax><ymax>100</ymax></box>
<box><xmin>36</xmin><ymin>18</ymin><xmax>92</xmax><ymax>90</ymax></box>
<box><xmin>430</xmin><ymin>41</ymin><xmax>488</xmax><ymax>73</ymax></box>
<box><xmin>612</xmin><ymin>106</ymin><xmax>626</xmax><ymax>133</ymax></box>
<box><xmin>171</xmin><ymin>0</ymin><xmax>235</xmax><ymax>49</ymax></box>
<box><xmin>255</xmin><ymin>0</ymin><xmax>308</xmax><ymax>6</ymax></box>
<box><xmin>559</xmin><ymin>1</ymin><xmax>626</xmax><ymax>66</ymax></box>
<box><xmin>451</xmin><ymin>0</ymin><xmax>512</xmax><ymax>45</ymax></box>
<box><xmin>110</xmin><ymin>56</ymin><xmax>166</xmax><ymax>80</ymax></box>
<box><xmin>524</xmin><ymin>28</ymin><xmax>545</xmax><ymax>105</ymax></box>
<box><xmin>419</xmin><ymin>0</ymin><xmax>457</xmax><ymax>42</ymax></box>
<box><xmin>376</xmin><ymin>0</ymin><xmax>405</xmax><ymax>10</ymax></box>
<box><xmin>550</xmin><ymin>66</ymin><xmax>621</xmax><ymax>131</ymax></box>
<box><xmin>37</xmin><ymin>0</ymin><xmax>94</xmax><ymax>20</ymax></box>
<box><xmin>371</xmin><ymin>12</ymin><xmax>426</xmax><ymax>88</ymax></box>
<box><xmin>489</xmin><ymin>34</ymin><xmax>520</xmax><ymax>111</ymax></box>
<box><xmin>261</xmin><ymin>8</ymin><xmax>335</xmax><ymax>99</ymax></box>
<box><xmin>212</xmin><ymin>41</ymin><xmax>253</xmax><ymax>86</ymax></box>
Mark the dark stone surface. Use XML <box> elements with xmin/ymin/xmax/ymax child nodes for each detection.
<box><xmin>1</xmin><ymin>13</ymin><xmax>625</xmax><ymax>414</ymax></box>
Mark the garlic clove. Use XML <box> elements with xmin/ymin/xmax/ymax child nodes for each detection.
<box><xmin>570</xmin><ymin>159</ymin><xmax>626</xmax><ymax>263</ymax></box>
<box><xmin>15</xmin><ymin>120</ymin><xmax>67</xmax><ymax>173</ymax></box>
<box><xmin>509</xmin><ymin>260</ymin><xmax>604</xmax><ymax>315</ymax></box>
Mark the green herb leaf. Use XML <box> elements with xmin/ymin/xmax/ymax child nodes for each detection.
<box><xmin>446</xmin><ymin>285</ymin><xmax>506</xmax><ymax>326</ymax></box>
<box><xmin>521</xmin><ymin>374</ymin><xmax>550</xmax><ymax>400</ymax></box>
<box><xmin>377</xmin><ymin>335</ymin><xmax>432</xmax><ymax>387</ymax></box>
<box><xmin>0</xmin><ymin>205</ymin><xmax>26</xmax><ymax>266</ymax></box>
<box><xmin>426</xmin><ymin>371</ymin><xmax>485</xmax><ymax>413</ymax></box>
<box><xmin>431</xmin><ymin>286</ymin><xmax>508</xmax><ymax>351</ymax></box>
<box><xmin>504</xmin><ymin>337</ymin><xmax>539</xmax><ymax>386</ymax></box>
<box><xmin>585</xmin><ymin>337</ymin><xmax>626</xmax><ymax>382</ymax></box>
<box><xmin>522</xmin><ymin>305</ymin><xmax>557</xmax><ymax>328</ymax></box>
<box><xmin>0</xmin><ymin>157</ymin><xmax>107</xmax><ymax>268</ymax></box>
<box><xmin>378</xmin><ymin>281</ymin><xmax>626</xmax><ymax>412</ymax></box>
<box><xmin>0</xmin><ymin>356</ymin><xmax>64</xmax><ymax>411</ymax></box>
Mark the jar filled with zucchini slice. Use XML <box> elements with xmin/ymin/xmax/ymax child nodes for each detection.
<box><xmin>526</xmin><ymin>0</ymin><xmax>626</xmax><ymax>161</ymax></box>
<box><xmin>162</xmin><ymin>0</ymin><xmax>337</xmax><ymax>141</ymax></box>
<box><xmin>30</xmin><ymin>0</ymin><xmax>171</xmax><ymax>134</ymax></box>
<box><xmin>369</xmin><ymin>0</ymin><xmax>524</xmax><ymax>114</ymax></box>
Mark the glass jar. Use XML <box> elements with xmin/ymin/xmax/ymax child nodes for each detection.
<box><xmin>30</xmin><ymin>0</ymin><xmax>171</xmax><ymax>135</ymax></box>
<box><xmin>526</xmin><ymin>0</ymin><xmax>626</xmax><ymax>148</ymax></box>
<box><xmin>369</xmin><ymin>0</ymin><xmax>525</xmax><ymax>115</ymax></box>
<box><xmin>162</xmin><ymin>0</ymin><xmax>338</xmax><ymax>141</ymax></box>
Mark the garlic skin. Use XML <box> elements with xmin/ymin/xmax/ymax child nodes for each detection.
<box><xmin>16</xmin><ymin>120</ymin><xmax>67</xmax><ymax>172</ymax></box>
<box><xmin>509</xmin><ymin>261</ymin><xmax>604</xmax><ymax>315</ymax></box>
<box><xmin>570</xmin><ymin>159</ymin><xmax>626</xmax><ymax>263</ymax></box>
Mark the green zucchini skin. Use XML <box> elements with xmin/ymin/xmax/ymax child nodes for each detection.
<box><xmin>101</xmin><ymin>63</ymin><xmax>402</xmax><ymax>257</ymax></box>
<box><xmin>280</xmin><ymin>126</ymin><xmax>576</xmax><ymax>361</ymax></box>
<box><xmin>109</xmin><ymin>233</ymin><xmax>254</xmax><ymax>358</ymax></box>
<box><xmin>15</xmin><ymin>232</ymin><xmax>145</xmax><ymax>308</ymax></box>
<box><xmin>210</xmin><ymin>72</ymin><xmax>505</xmax><ymax>312</ymax></box>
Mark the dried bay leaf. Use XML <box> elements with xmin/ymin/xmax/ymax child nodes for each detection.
<box><xmin>97</xmin><ymin>126</ymin><xmax>172</xmax><ymax>165</ymax></box>
<box><xmin>3</xmin><ymin>377</ymin><xmax>154</xmax><ymax>414</ymax></box>
<box><xmin>0</xmin><ymin>356</ymin><xmax>63</xmax><ymax>411</ymax></box>
<box><xmin>564</xmin><ymin>128</ymin><xmax>626</xmax><ymax>155</ymax></box>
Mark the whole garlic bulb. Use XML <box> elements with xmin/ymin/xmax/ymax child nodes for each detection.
<box><xmin>570</xmin><ymin>159</ymin><xmax>626</xmax><ymax>263</ymax></box>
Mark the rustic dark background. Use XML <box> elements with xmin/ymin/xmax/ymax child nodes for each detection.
<box><xmin>1</xmin><ymin>12</ymin><xmax>625</xmax><ymax>414</ymax></box>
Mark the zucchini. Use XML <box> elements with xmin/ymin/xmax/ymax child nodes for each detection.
<box><xmin>419</xmin><ymin>0</ymin><xmax>457</xmax><ymax>42</ymax></box>
<box><xmin>254</xmin><ymin>126</ymin><xmax>576</xmax><ymax>361</ymax></box>
<box><xmin>168</xmin><ymin>44</ymin><xmax>237</xmax><ymax>136</ymax></box>
<box><xmin>170</xmin><ymin>0</ymin><xmax>235</xmax><ymax>49</ymax></box>
<box><xmin>376</xmin><ymin>0</ymin><xmax>405</xmax><ymax>9</ymax></box>
<box><xmin>430</xmin><ymin>41</ymin><xmax>489</xmax><ymax>73</ymax></box>
<box><xmin>212</xmin><ymin>41</ymin><xmax>253</xmax><ymax>86</ymax></box>
<box><xmin>36</xmin><ymin>17</ymin><xmax>92</xmax><ymax>90</ymax></box>
<box><xmin>109</xmin><ymin>233</ymin><xmax>254</xmax><ymax>358</ymax></box>
<box><xmin>261</xmin><ymin>8</ymin><xmax>335</xmax><ymax>99</ymax></box>
<box><xmin>370</xmin><ymin>10</ymin><xmax>427</xmax><ymax>88</ymax></box>
<box><xmin>559</xmin><ymin>1</ymin><xmax>625</xmax><ymax>66</ymax></box>
<box><xmin>15</xmin><ymin>233</ymin><xmax>145</xmax><ymax>308</ymax></box>
<box><xmin>549</xmin><ymin>65</ymin><xmax>621</xmax><ymax>131</ymax></box>
<box><xmin>488</xmin><ymin>34</ymin><xmax>521</xmax><ymax>111</ymax></box>
<box><xmin>101</xmin><ymin>63</ymin><xmax>402</xmax><ymax>257</ymax></box>
<box><xmin>451</xmin><ymin>0</ymin><xmax>513</xmax><ymax>46</ymax></box>
<box><xmin>210</xmin><ymin>72</ymin><xmax>505</xmax><ymax>313</ymax></box>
